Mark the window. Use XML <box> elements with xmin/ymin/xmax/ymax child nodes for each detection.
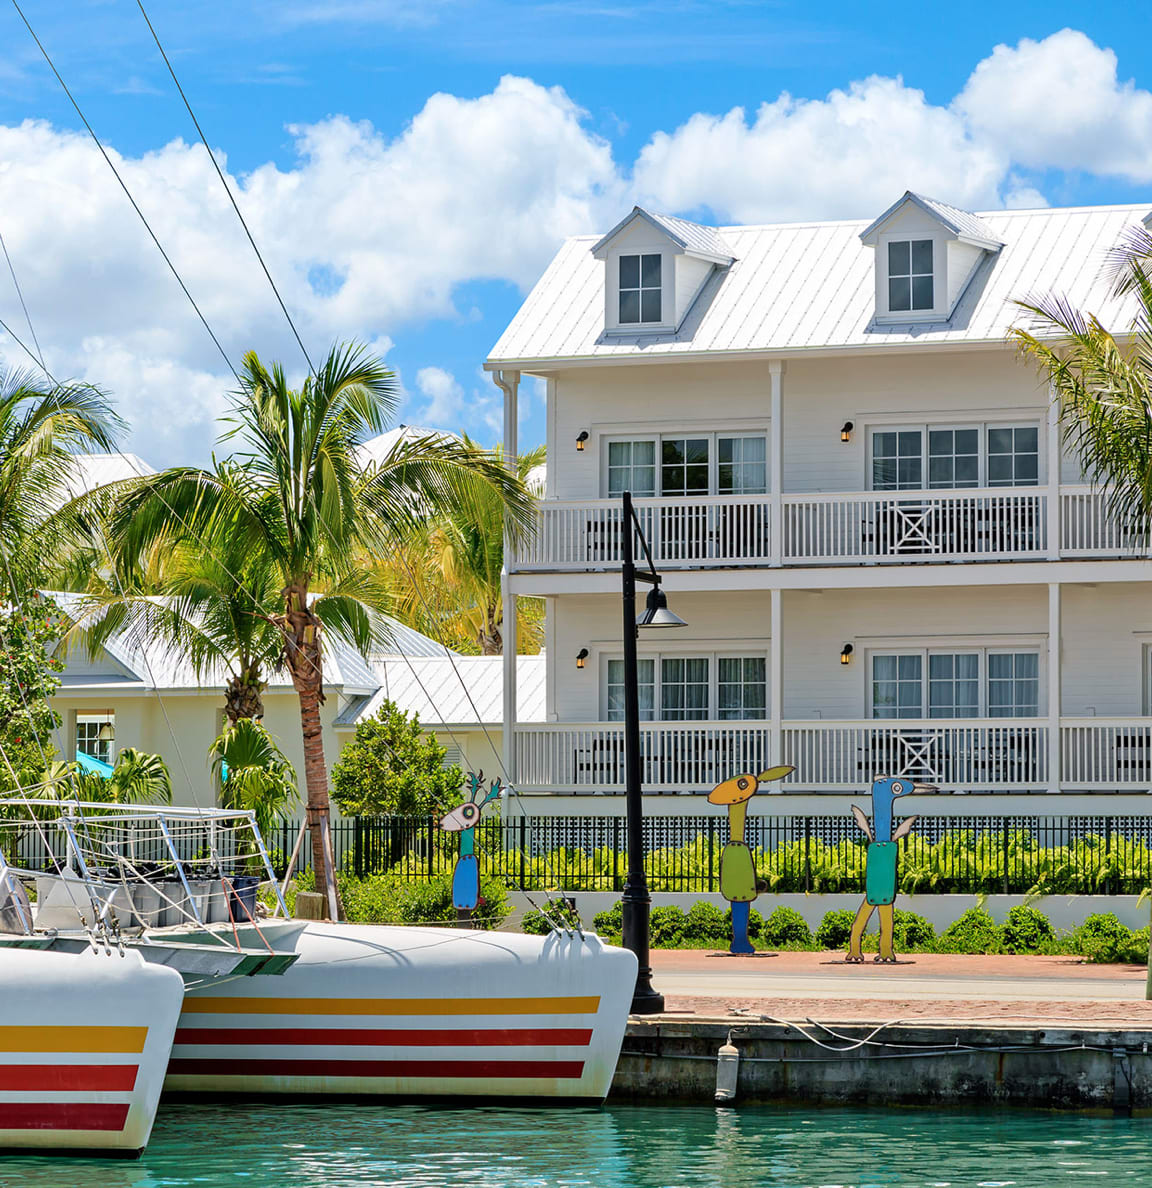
<box><xmin>718</xmin><ymin>657</ymin><xmax>767</xmax><ymax>720</ymax></box>
<box><xmin>76</xmin><ymin>713</ymin><xmax>114</xmax><ymax>765</ymax></box>
<box><xmin>604</xmin><ymin>433</ymin><xmax>768</xmax><ymax>498</ymax></box>
<box><xmin>987</xmin><ymin>427</ymin><xmax>1039</xmax><ymax>487</ymax></box>
<box><xmin>607</xmin><ymin>439</ymin><xmax>656</xmax><ymax>498</ymax></box>
<box><xmin>870</xmin><ymin>423</ymin><xmax>1041</xmax><ymax>491</ymax></box>
<box><xmin>871</xmin><ymin>650</ymin><xmax>1040</xmax><ymax>718</ymax></box>
<box><xmin>619</xmin><ymin>253</ymin><xmax>662</xmax><ymax>324</ymax></box>
<box><xmin>888</xmin><ymin>239</ymin><xmax>934</xmax><ymax>312</ymax></box>
<box><xmin>604</xmin><ymin>654</ymin><xmax>766</xmax><ymax>720</ymax></box>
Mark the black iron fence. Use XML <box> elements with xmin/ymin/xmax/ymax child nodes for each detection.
<box><xmin>271</xmin><ymin>814</ymin><xmax>1152</xmax><ymax>897</ymax></box>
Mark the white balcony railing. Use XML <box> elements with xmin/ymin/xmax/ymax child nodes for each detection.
<box><xmin>1061</xmin><ymin>720</ymin><xmax>1152</xmax><ymax>787</ymax></box>
<box><xmin>782</xmin><ymin>488</ymin><xmax>1047</xmax><ymax>564</ymax></box>
<box><xmin>1060</xmin><ymin>487</ymin><xmax>1150</xmax><ymax>557</ymax></box>
<box><xmin>515</xmin><ymin>495</ymin><xmax>772</xmax><ymax>570</ymax></box>
<box><xmin>514</xmin><ymin>720</ymin><xmax>1049</xmax><ymax>793</ymax></box>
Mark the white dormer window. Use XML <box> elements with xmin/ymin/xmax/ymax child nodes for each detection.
<box><xmin>619</xmin><ymin>254</ymin><xmax>662</xmax><ymax>324</ymax></box>
<box><xmin>887</xmin><ymin>239</ymin><xmax>934</xmax><ymax>312</ymax></box>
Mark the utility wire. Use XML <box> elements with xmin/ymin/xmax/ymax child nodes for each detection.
<box><xmin>8</xmin><ymin>0</ymin><xmax>239</xmax><ymax>382</ymax></box>
<box><xmin>133</xmin><ymin>0</ymin><xmax>315</xmax><ymax>376</ymax></box>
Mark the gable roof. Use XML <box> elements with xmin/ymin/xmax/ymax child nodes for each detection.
<box><xmin>859</xmin><ymin>191</ymin><xmax>1003</xmax><ymax>249</ymax></box>
<box><xmin>487</xmin><ymin>202</ymin><xmax>1151</xmax><ymax>367</ymax></box>
<box><xmin>355</xmin><ymin>424</ymin><xmax>457</xmax><ymax>470</ymax></box>
<box><xmin>591</xmin><ymin>206</ymin><xmax>734</xmax><ymax>264</ymax></box>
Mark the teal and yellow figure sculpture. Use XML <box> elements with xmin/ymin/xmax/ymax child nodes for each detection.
<box><xmin>846</xmin><ymin>775</ymin><xmax>936</xmax><ymax>963</ymax></box>
<box><xmin>440</xmin><ymin>772</ymin><xmax>502</xmax><ymax>917</ymax></box>
<box><xmin>707</xmin><ymin>765</ymin><xmax>795</xmax><ymax>954</ymax></box>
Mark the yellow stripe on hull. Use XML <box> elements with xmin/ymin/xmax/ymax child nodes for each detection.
<box><xmin>182</xmin><ymin>996</ymin><xmax>601</xmax><ymax>1017</ymax></box>
<box><xmin>0</xmin><ymin>1025</ymin><xmax>148</xmax><ymax>1054</ymax></box>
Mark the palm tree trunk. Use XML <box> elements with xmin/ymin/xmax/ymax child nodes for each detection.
<box><xmin>279</xmin><ymin>584</ymin><xmax>341</xmax><ymax>920</ymax></box>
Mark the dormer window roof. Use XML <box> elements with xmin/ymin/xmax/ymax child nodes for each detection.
<box><xmin>592</xmin><ymin>206</ymin><xmax>734</xmax><ymax>337</ymax></box>
<box><xmin>860</xmin><ymin>191</ymin><xmax>1004</xmax><ymax>324</ymax></box>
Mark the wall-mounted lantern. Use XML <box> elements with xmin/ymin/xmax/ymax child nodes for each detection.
<box><xmin>840</xmin><ymin>421</ymin><xmax>854</xmax><ymax>443</ymax></box>
<box><xmin>576</xmin><ymin>648</ymin><xmax>589</xmax><ymax>669</ymax></box>
<box><xmin>576</xmin><ymin>431</ymin><xmax>589</xmax><ymax>452</ymax></box>
<box><xmin>840</xmin><ymin>643</ymin><xmax>854</xmax><ymax>665</ymax></box>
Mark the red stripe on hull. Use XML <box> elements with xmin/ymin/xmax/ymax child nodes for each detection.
<box><xmin>0</xmin><ymin>1064</ymin><xmax>139</xmax><ymax>1092</ymax></box>
<box><xmin>0</xmin><ymin>1104</ymin><xmax>130</xmax><ymax>1132</ymax></box>
<box><xmin>174</xmin><ymin>1027</ymin><xmax>593</xmax><ymax>1048</ymax></box>
<box><xmin>168</xmin><ymin>1058</ymin><xmax>586</xmax><ymax>1080</ymax></box>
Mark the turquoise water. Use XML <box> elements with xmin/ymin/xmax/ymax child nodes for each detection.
<box><xmin>0</xmin><ymin>1102</ymin><xmax>1149</xmax><ymax>1187</ymax></box>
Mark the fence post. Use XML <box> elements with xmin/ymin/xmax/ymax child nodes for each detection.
<box><xmin>427</xmin><ymin>815</ymin><xmax>435</xmax><ymax>879</ymax></box>
<box><xmin>613</xmin><ymin>816</ymin><xmax>622</xmax><ymax>893</ymax></box>
<box><xmin>707</xmin><ymin>817</ymin><xmax>715</xmax><ymax>893</ymax></box>
<box><xmin>1002</xmin><ymin>819</ymin><xmax>1010</xmax><ymax>895</ymax></box>
<box><xmin>804</xmin><ymin>817</ymin><xmax>812</xmax><ymax>893</ymax></box>
<box><xmin>1105</xmin><ymin>816</ymin><xmax>1114</xmax><ymax>896</ymax></box>
<box><xmin>519</xmin><ymin>817</ymin><xmax>527</xmax><ymax>891</ymax></box>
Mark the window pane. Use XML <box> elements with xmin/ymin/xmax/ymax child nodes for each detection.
<box><xmin>640</xmin><ymin>290</ymin><xmax>662</xmax><ymax>323</ymax></box>
<box><xmin>686</xmin><ymin>438</ymin><xmax>709</xmax><ymax>465</ymax></box>
<box><xmin>987</xmin><ymin>428</ymin><xmax>1012</xmax><ymax>454</ymax></box>
<box><xmin>1015</xmin><ymin>427</ymin><xmax>1038</xmax><ymax>453</ymax></box>
<box><xmin>619</xmin><ymin>290</ymin><xmax>640</xmax><ymax>323</ymax></box>
<box><xmin>662</xmin><ymin>439</ymin><xmax>685</xmax><ymax>466</ymax></box>
<box><xmin>641</xmin><ymin>254</ymin><xmax>661</xmax><ymax>287</ymax></box>
<box><xmin>912</xmin><ymin>275</ymin><xmax>934</xmax><ymax>309</ymax></box>
<box><xmin>634</xmin><ymin>440</ymin><xmax>655</xmax><ymax>465</ymax></box>
<box><xmin>955</xmin><ymin>456</ymin><xmax>979</xmax><ymax>486</ymax></box>
<box><xmin>889</xmin><ymin>277</ymin><xmax>911</xmax><ymax>311</ymax></box>
<box><xmin>619</xmin><ymin>255</ymin><xmax>640</xmax><ymax>288</ymax></box>
<box><xmin>956</xmin><ymin>429</ymin><xmax>979</xmax><ymax>454</ymax></box>
<box><xmin>911</xmin><ymin>239</ymin><xmax>934</xmax><ymax>273</ymax></box>
<box><xmin>888</xmin><ymin>241</ymin><xmax>910</xmax><ymax>274</ymax></box>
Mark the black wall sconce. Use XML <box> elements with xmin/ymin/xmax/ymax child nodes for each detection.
<box><xmin>576</xmin><ymin>431</ymin><xmax>589</xmax><ymax>452</ymax></box>
<box><xmin>840</xmin><ymin>421</ymin><xmax>854</xmax><ymax>443</ymax></box>
<box><xmin>576</xmin><ymin>648</ymin><xmax>589</xmax><ymax>669</ymax></box>
<box><xmin>840</xmin><ymin>643</ymin><xmax>854</xmax><ymax>665</ymax></box>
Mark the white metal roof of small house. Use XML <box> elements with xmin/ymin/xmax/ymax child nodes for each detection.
<box><xmin>859</xmin><ymin>192</ymin><xmax>1002</xmax><ymax>248</ymax></box>
<box><xmin>355</xmin><ymin>424</ymin><xmax>458</xmax><ymax>470</ymax></box>
<box><xmin>56</xmin><ymin>453</ymin><xmax>156</xmax><ymax>504</ymax></box>
<box><xmin>592</xmin><ymin>208</ymin><xmax>735</xmax><ymax>262</ymax></box>
<box><xmin>338</xmin><ymin>654</ymin><xmax>545</xmax><ymax>729</ymax></box>
<box><xmin>487</xmin><ymin>201</ymin><xmax>1151</xmax><ymax>368</ymax></box>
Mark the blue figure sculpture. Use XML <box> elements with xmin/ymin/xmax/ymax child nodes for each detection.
<box><xmin>846</xmin><ymin>775</ymin><xmax>936</xmax><ymax>962</ymax></box>
<box><xmin>440</xmin><ymin>772</ymin><xmax>502</xmax><ymax>914</ymax></box>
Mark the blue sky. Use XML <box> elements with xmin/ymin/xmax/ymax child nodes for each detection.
<box><xmin>1</xmin><ymin>1</ymin><xmax>1150</xmax><ymax>464</ymax></box>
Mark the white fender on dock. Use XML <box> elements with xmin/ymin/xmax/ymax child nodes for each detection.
<box><xmin>0</xmin><ymin>947</ymin><xmax>184</xmax><ymax>1155</ymax></box>
<box><xmin>169</xmin><ymin>923</ymin><xmax>638</xmax><ymax>1101</ymax></box>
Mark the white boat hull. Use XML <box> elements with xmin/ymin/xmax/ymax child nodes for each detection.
<box><xmin>168</xmin><ymin>923</ymin><xmax>637</xmax><ymax>1100</ymax></box>
<box><xmin>0</xmin><ymin>948</ymin><xmax>184</xmax><ymax>1155</ymax></box>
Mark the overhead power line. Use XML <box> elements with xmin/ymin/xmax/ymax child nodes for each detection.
<box><xmin>133</xmin><ymin>0</ymin><xmax>315</xmax><ymax>376</ymax></box>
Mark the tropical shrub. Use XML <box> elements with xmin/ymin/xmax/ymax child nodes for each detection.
<box><xmin>683</xmin><ymin>900</ymin><xmax>729</xmax><ymax>944</ymax></box>
<box><xmin>815</xmin><ymin>909</ymin><xmax>857</xmax><ymax>950</ymax></box>
<box><xmin>1071</xmin><ymin>913</ymin><xmax>1149</xmax><ymax>963</ymax></box>
<box><xmin>761</xmin><ymin>905</ymin><xmax>813</xmax><ymax>948</ymax></box>
<box><xmin>316</xmin><ymin>868</ymin><xmax>508</xmax><ymax>928</ymax></box>
<box><xmin>938</xmin><ymin>907</ymin><xmax>1002</xmax><ymax>954</ymax></box>
<box><xmin>893</xmin><ymin>909</ymin><xmax>936</xmax><ymax>951</ymax></box>
<box><xmin>593</xmin><ymin>901</ymin><xmax>624</xmax><ymax>937</ymax></box>
<box><xmin>649</xmin><ymin>905</ymin><xmax>687</xmax><ymax>947</ymax></box>
<box><xmin>1000</xmin><ymin>905</ymin><xmax>1056</xmax><ymax>954</ymax></box>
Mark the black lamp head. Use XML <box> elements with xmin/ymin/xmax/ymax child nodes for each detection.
<box><xmin>576</xmin><ymin>648</ymin><xmax>589</xmax><ymax>669</ymax></box>
<box><xmin>840</xmin><ymin>421</ymin><xmax>854</xmax><ymax>443</ymax></box>
<box><xmin>840</xmin><ymin>643</ymin><xmax>854</xmax><ymax>665</ymax></box>
<box><xmin>637</xmin><ymin>585</ymin><xmax>687</xmax><ymax>629</ymax></box>
<box><xmin>576</xmin><ymin>430</ymin><xmax>589</xmax><ymax>452</ymax></box>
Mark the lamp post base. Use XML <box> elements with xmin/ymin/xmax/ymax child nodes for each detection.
<box><xmin>630</xmin><ymin>982</ymin><xmax>666</xmax><ymax>1015</ymax></box>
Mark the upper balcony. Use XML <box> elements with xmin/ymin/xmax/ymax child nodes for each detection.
<box><xmin>512</xmin><ymin>486</ymin><xmax>1145</xmax><ymax>573</ymax></box>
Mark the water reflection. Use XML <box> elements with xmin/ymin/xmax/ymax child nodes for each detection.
<box><xmin>0</xmin><ymin>1102</ymin><xmax>1147</xmax><ymax>1188</ymax></box>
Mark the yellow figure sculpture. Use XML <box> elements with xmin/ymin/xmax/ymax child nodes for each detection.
<box><xmin>707</xmin><ymin>765</ymin><xmax>794</xmax><ymax>954</ymax></box>
<box><xmin>846</xmin><ymin>775</ymin><xmax>936</xmax><ymax>963</ymax></box>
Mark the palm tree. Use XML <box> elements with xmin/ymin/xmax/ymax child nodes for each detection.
<box><xmin>110</xmin><ymin>344</ymin><xmax>536</xmax><ymax>915</ymax></box>
<box><xmin>1010</xmin><ymin>221</ymin><xmax>1152</xmax><ymax>997</ymax></box>
<box><xmin>0</xmin><ymin>367</ymin><xmax>123</xmax><ymax>597</ymax></box>
<box><xmin>209</xmin><ymin>719</ymin><xmax>298</xmax><ymax>866</ymax></box>
<box><xmin>36</xmin><ymin>749</ymin><xmax>172</xmax><ymax>806</ymax></box>
<box><xmin>379</xmin><ymin>441</ymin><xmax>545</xmax><ymax>654</ymax></box>
<box><xmin>1011</xmin><ymin>223</ymin><xmax>1152</xmax><ymax>541</ymax></box>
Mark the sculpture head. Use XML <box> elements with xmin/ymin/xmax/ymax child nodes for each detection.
<box><xmin>707</xmin><ymin>765</ymin><xmax>795</xmax><ymax>806</ymax></box>
<box><xmin>440</xmin><ymin>771</ymin><xmax>503</xmax><ymax>833</ymax></box>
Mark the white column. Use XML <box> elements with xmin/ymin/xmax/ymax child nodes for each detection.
<box><xmin>1047</xmin><ymin>386</ymin><xmax>1061</xmax><ymax>560</ymax></box>
<box><xmin>1048</xmin><ymin>581</ymin><xmax>1061</xmax><ymax>795</ymax></box>
<box><xmin>769</xmin><ymin>361</ymin><xmax>784</xmax><ymax>568</ymax></box>
<box><xmin>494</xmin><ymin>369</ymin><xmax>520</xmax><ymax>790</ymax></box>
<box><xmin>770</xmin><ymin>587</ymin><xmax>783</xmax><ymax>767</ymax></box>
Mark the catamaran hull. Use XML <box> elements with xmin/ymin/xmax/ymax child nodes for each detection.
<box><xmin>0</xmin><ymin>948</ymin><xmax>184</xmax><ymax>1155</ymax></box>
<box><xmin>168</xmin><ymin>923</ymin><xmax>636</xmax><ymax>1101</ymax></box>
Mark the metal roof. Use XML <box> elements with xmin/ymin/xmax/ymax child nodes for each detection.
<box><xmin>592</xmin><ymin>207</ymin><xmax>735</xmax><ymax>262</ymax></box>
<box><xmin>340</xmin><ymin>654</ymin><xmax>545</xmax><ymax>728</ymax></box>
<box><xmin>859</xmin><ymin>191</ymin><xmax>1003</xmax><ymax>248</ymax></box>
<box><xmin>487</xmin><ymin>202</ymin><xmax>1151</xmax><ymax>368</ymax></box>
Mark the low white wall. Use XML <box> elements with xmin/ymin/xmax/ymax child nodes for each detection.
<box><xmin>505</xmin><ymin>891</ymin><xmax>1151</xmax><ymax>933</ymax></box>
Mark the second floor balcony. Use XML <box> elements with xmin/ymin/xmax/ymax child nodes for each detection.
<box><xmin>512</xmin><ymin>486</ymin><xmax>1145</xmax><ymax>573</ymax></box>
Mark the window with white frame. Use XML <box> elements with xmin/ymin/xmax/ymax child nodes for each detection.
<box><xmin>870</xmin><ymin>650</ymin><xmax>1040</xmax><ymax>718</ymax></box>
<box><xmin>887</xmin><ymin>239</ymin><xmax>934</xmax><ymax>312</ymax></box>
<box><xmin>603</xmin><ymin>432</ymin><xmax>768</xmax><ymax>498</ymax></box>
<box><xmin>604</xmin><ymin>653</ymin><xmax>767</xmax><ymax>721</ymax></box>
<box><xmin>76</xmin><ymin>713</ymin><xmax>115</xmax><ymax>765</ymax></box>
<box><xmin>619</xmin><ymin>254</ymin><xmax>662</xmax><ymax>324</ymax></box>
<box><xmin>870</xmin><ymin>424</ymin><xmax>1040</xmax><ymax>491</ymax></box>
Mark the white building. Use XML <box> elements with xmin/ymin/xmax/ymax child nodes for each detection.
<box><xmin>487</xmin><ymin>192</ymin><xmax>1152</xmax><ymax>818</ymax></box>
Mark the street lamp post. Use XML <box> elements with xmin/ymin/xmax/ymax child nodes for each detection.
<box><xmin>619</xmin><ymin>490</ymin><xmax>686</xmax><ymax>1014</ymax></box>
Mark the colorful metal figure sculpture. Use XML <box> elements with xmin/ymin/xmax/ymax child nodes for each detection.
<box><xmin>707</xmin><ymin>765</ymin><xmax>795</xmax><ymax>954</ymax></box>
<box><xmin>440</xmin><ymin>772</ymin><xmax>503</xmax><ymax>916</ymax></box>
<box><xmin>846</xmin><ymin>775</ymin><xmax>936</xmax><ymax>962</ymax></box>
